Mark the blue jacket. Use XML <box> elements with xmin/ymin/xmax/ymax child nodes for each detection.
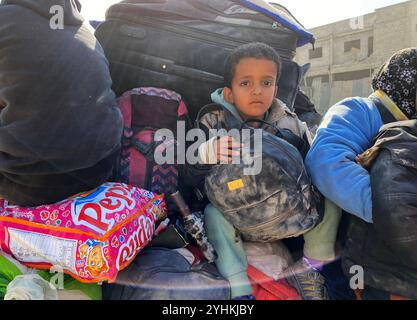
<box><xmin>305</xmin><ymin>96</ymin><xmax>384</xmax><ymax>223</ymax></box>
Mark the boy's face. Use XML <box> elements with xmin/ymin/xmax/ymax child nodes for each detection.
<box><xmin>224</xmin><ymin>58</ymin><xmax>278</xmax><ymax>121</ymax></box>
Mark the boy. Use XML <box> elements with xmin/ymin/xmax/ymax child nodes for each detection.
<box><xmin>187</xmin><ymin>42</ymin><xmax>341</xmax><ymax>300</ymax></box>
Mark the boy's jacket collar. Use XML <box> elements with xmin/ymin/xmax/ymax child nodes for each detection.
<box><xmin>211</xmin><ymin>88</ymin><xmax>290</xmax><ymax>124</ymax></box>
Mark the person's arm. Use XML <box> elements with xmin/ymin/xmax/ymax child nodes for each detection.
<box><xmin>305</xmin><ymin>98</ymin><xmax>383</xmax><ymax>223</ymax></box>
<box><xmin>183</xmin><ymin>120</ymin><xmax>215</xmax><ymax>191</ymax></box>
<box><xmin>183</xmin><ymin>114</ymin><xmax>241</xmax><ymax>190</ymax></box>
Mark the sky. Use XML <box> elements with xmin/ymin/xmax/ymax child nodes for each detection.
<box><xmin>79</xmin><ymin>0</ymin><xmax>410</xmax><ymax>29</ymax></box>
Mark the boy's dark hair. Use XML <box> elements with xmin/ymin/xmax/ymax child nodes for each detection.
<box><xmin>224</xmin><ymin>42</ymin><xmax>282</xmax><ymax>88</ymax></box>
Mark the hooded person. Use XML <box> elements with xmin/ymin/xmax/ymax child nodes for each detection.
<box><xmin>305</xmin><ymin>48</ymin><xmax>417</xmax><ymax>299</ymax></box>
<box><xmin>372</xmin><ymin>48</ymin><xmax>417</xmax><ymax>119</ymax></box>
<box><xmin>0</xmin><ymin>0</ymin><xmax>123</xmax><ymax>206</ymax></box>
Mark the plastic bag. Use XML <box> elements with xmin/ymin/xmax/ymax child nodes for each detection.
<box><xmin>4</xmin><ymin>274</ymin><xmax>58</xmax><ymax>300</ymax></box>
<box><xmin>0</xmin><ymin>183</ymin><xmax>167</xmax><ymax>283</ymax></box>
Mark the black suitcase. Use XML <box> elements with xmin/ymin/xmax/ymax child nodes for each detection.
<box><xmin>95</xmin><ymin>0</ymin><xmax>314</xmax><ymax>120</ymax></box>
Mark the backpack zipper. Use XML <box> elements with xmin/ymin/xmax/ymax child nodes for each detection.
<box><xmin>111</xmin><ymin>16</ymin><xmax>295</xmax><ymax>58</ymax></box>
<box><xmin>237</xmin><ymin>208</ymin><xmax>292</xmax><ymax>234</ymax></box>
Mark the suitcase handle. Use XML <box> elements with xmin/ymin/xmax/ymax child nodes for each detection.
<box><xmin>112</xmin><ymin>51</ymin><xmax>224</xmax><ymax>84</ymax></box>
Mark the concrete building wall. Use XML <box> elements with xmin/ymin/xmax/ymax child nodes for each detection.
<box><xmin>295</xmin><ymin>0</ymin><xmax>417</xmax><ymax>115</ymax></box>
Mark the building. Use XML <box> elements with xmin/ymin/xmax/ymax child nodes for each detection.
<box><xmin>295</xmin><ymin>0</ymin><xmax>417</xmax><ymax>115</ymax></box>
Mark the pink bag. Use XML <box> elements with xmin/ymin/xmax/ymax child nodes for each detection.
<box><xmin>0</xmin><ymin>182</ymin><xmax>167</xmax><ymax>283</ymax></box>
<box><xmin>117</xmin><ymin>87</ymin><xmax>190</xmax><ymax>196</ymax></box>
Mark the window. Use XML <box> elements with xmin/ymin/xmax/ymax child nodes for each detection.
<box><xmin>309</xmin><ymin>47</ymin><xmax>323</xmax><ymax>59</ymax></box>
<box><xmin>368</xmin><ymin>36</ymin><xmax>374</xmax><ymax>57</ymax></box>
<box><xmin>333</xmin><ymin>70</ymin><xmax>371</xmax><ymax>81</ymax></box>
<box><xmin>344</xmin><ymin>39</ymin><xmax>361</xmax><ymax>53</ymax></box>
<box><xmin>306</xmin><ymin>75</ymin><xmax>329</xmax><ymax>87</ymax></box>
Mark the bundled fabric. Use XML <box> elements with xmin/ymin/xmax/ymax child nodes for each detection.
<box><xmin>94</xmin><ymin>0</ymin><xmax>315</xmax><ymax>120</ymax></box>
<box><xmin>248</xmin><ymin>265</ymin><xmax>300</xmax><ymax>300</ymax></box>
<box><xmin>243</xmin><ymin>241</ymin><xmax>292</xmax><ymax>280</ymax></box>
<box><xmin>102</xmin><ymin>247</ymin><xmax>231</xmax><ymax>300</ymax></box>
<box><xmin>0</xmin><ymin>183</ymin><xmax>167</xmax><ymax>283</ymax></box>
<box><xmin>0</xmin><ymin>0</ymin><xmax>123</xmax><ymax>206</ymax></box>
<box><xmin>343</xmin><ymin>120</ymin><xmax>417</xmax><ymax>299</ymax></box>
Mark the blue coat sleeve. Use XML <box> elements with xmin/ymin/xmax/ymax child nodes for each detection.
<box><xmin>305</xmin><ymin>98</ymin><xmax>383</xmax><ymax>223</ymax></box>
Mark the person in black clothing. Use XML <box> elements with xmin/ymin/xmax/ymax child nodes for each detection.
<box><xmin>0</xmin><ymin>0</ymin><xmax>123</xmax><ymax>206</ymax></box>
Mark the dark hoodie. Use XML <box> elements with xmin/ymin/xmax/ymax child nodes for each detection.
<box><xmin>0</xmin><ymin>0</ymin><xmax>123</xmax><ymax>206</ymax></box>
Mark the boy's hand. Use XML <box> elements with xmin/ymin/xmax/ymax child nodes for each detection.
<box><xmin>215</xmin><ymin>136</ymin><xmax>243</xmax><ymax>163</ymax></box>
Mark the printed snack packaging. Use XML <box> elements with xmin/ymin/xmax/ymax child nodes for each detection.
<box><xmin>0</xmin><ymin>183</ymin><xmax>167</xmax><ymax>283</ymax></box>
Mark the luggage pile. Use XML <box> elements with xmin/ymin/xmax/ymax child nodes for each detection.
<box><xmin>93</xmin><ymin>0</ymin><xmax>316</xmax><ymax>300</ymax></box>
<box><xmin>1</xmin><ymin>0</ymin><xmax>318</xmax><ymax>300</ymax></box>
<box><xmin>95</xmin><ymin>0</ymin><xmax>316</xmax><ymax>120</ymax></box>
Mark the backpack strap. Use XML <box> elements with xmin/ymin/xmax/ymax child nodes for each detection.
<box><xmin>241</xmin><ymin>119</ymin><xmax>309</xmax><ymax>159</ymax></box>
<box><xmin>131</xmin><ymin>138</ymin><xmax>157</xmax><ymax>160</ymax></box>
<box><xmin>195</xmin><ymin>104</ymin><xmax>232</xmax><ymax>129</ymax></box>
<box><xmin>118</xmin><ymin>91</ymin><xmax>134</xmax><ymax>128</ymax></box>
<box><xmin>369</xmin><ymin>96</ymin><xmax>396</xmax><ymax>124</ymax></box>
